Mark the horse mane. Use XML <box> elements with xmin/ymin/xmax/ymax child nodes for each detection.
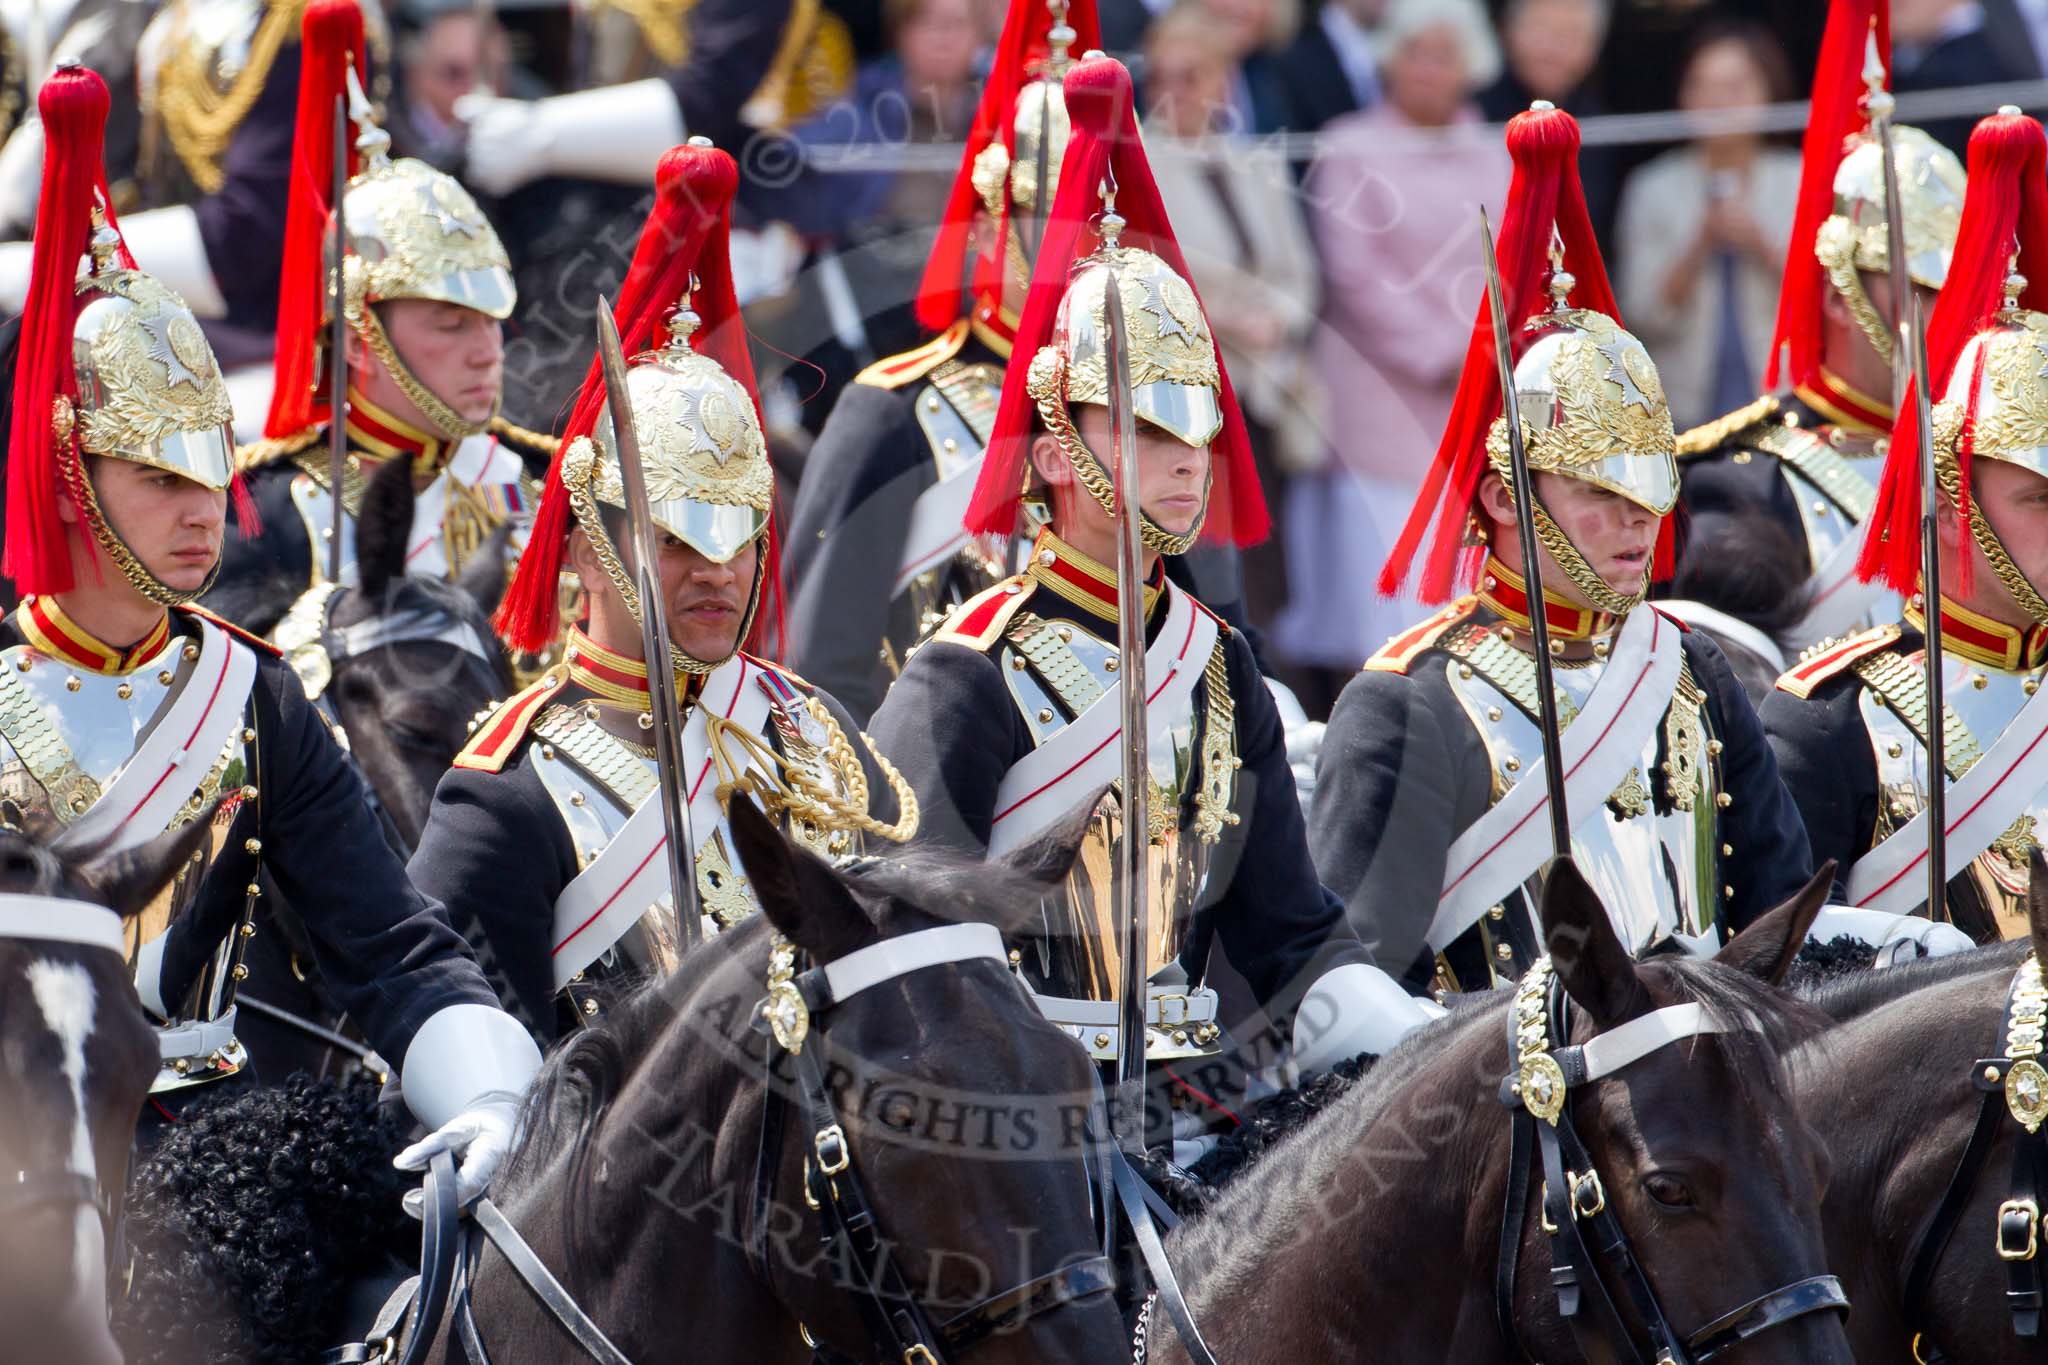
<box><xmin>1799</xmin><ymin>941</ymin><xmax>2029</xmax><ymax>1023</ymax></box>
<box><xmin>1167</xmin><ymin>954</ymin><xmax>1828</xmax><ymax>1290</ymax></box>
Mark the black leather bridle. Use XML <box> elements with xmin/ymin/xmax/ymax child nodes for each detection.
<box><xmin>750</xmin><ymin>922</ymin><xmax>1123</xmax><ymax>1364</ymax></box>
<box><xmin>327</xmin><ymin>922</ymin><xmax>1155</xmax><ymax>1365</ymax></box>
<box><xmin>1902</xmin><ymin>951</ymin><xmax>2047</xmax><ymax>1364</ymax></box>
<box><xmin>1494</xmin><ymin>958</ymin><xmax>1851</xmax><ymax>1364</ymax></box>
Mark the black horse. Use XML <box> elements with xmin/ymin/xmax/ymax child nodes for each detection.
<box><xmin>1151</xmin><ymin>860</ymin><xmax>1855</xmax><ymax>1363</ymax></box>
<box><xmin>0</xmin><ymin>812</ymin><xmax>226</xmax><ymax>1364</ymax></box>
<box><xmin>1794</xmin><ymin>863</ymin><xmax>2048</xmax><ymax>1363</ymax></box>
<box><xmin>441</xmin><ymin>797</ymin><xmax>1135</xmax><ymax>1362</ymax></box>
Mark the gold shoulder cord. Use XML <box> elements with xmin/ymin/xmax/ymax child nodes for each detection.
<box><xmin>706</xmin><ymin>699</ymin><xmax>919</xmax><ymax>844</ymax></box>
<box><xmin>150</xmin><ymin>0</ymin><xmax>309</xmax><ymax>193</ymax></box>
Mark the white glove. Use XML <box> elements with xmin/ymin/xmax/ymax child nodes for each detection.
<box><xmin>1290</xmin><ymin>961</ymin><xmax>1444</xmax><ymax>1075</ymax></box>
<box><xmin>395</xmin><ymin>1002</ymin><xmax>542</xmax><ymax>1206</ymax></box>
<box><xmin>1806</xmin><ymin>904</ymin><xmax>1978</xmax><ymax>968</ymax></box>
<box><xmin>133</xmin><ymin>929</ymin><xmax>169</xmax><ymax>1019</ymax></box>
<box><xmin>0</xmin><ymin>118</ymin><xmax>45</xmax><ymax>237</ymax></box>
<box><xmin>113</xmin><ymin>205</ymin><xmax>228</xmax><ymax>317</ymax></box>
<box><xmin>457</xmin><ymin>80</ymin><xmax>684</xmax><ymax>197</ymax></box>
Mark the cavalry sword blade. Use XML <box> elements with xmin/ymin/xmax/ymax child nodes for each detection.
<box><xmin>1480</xmin><ymin>207</ymin><xmax>1571</xmax><ymax>862</ymax></box>
<box><xmin>1907</xmin><ymin>304</ymin><xmax>1949</xmax><ymax>921</ymax></box>
<box><xmin>1102</xmin><ymin>259</ymin><xmax>1151</xmax><ymax>1158</ymax></box>
<box><xmin>595</xmin><ymin>296</ymin><xmax>703</xmax><ymax>946</ymax></box>
<box><xmin>327</xmin><ymin>92</ymin><xmax>350</xmax><ymax>586</ymax></box>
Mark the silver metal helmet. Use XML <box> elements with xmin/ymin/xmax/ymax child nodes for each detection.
<box><xmin>69</xmin><ymin>231</ymin><xmax>234</xmax><ymax>491</ymax></box>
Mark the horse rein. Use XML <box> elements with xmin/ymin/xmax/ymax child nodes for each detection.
<box><xmin>327</xmin><ymin>923</ymin><xmax>1122</xmax><ymax>1365</ymax></box>
<box><xmin>0</xmin><ymin>895</ymin><xmax>131</xmax><ymax>1267</ymax></box>
<box><xmin>1494</xmin><ymin>958</ymin><xmax>1851</xmax><ymax>1364</ymax></box>
<box><xmin>1903</xmin><ymin>951</ymin><xmax>2048</xmax><ymax>1363</ymax></box>
<box><xmin>754</xmin><ymin>920</ymin><xmax>1124</xmax><ymax>1364</ymax></box>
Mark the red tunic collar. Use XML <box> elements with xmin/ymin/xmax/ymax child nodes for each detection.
<box><xmin>17</xmin><ymin>596</ymin><xmax>174</xmax><ymax>675</ymax></box>
<box><xmin>1476</xmin><ymin>557</ymin><xmax>1615</xmax><ymax>641</ymax></box>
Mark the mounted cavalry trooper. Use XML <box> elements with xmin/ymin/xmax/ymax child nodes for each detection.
<box><xmin>1310</xmin><ymin>103</ymin><xmax>1819</xmax><ymax>998</ymax></box>
<box><xmin>782</xmin><ymin>0</ymin><xmax>1100</xmax><ymax>725</ymax></box>
<box><xmin>0</xmin><ymin>0</ymin><xmax>392</xmax><ymax>350</ymax></box>
<box><xmin>2</xmin><ymin>64</ymin><xmax>537</xmax><ymax>1202</ymax></box>
<box><xmin>1674</xmin><ymin>0</ymin><xmax>1965</xmax><ymax>653</ymax></box>
<box><xmin>206</xmin><ymin>0</ymin><xmax>552</xmax><ymax>644</ymax></box>
<box><xmin>408</xmin><ymin>141</ymin><xmax>916</xmax><ymax>1044</ymax></box>
<box><xmin>1765</xmin><ymin>108</ymin><xmax>2048</xmax><ymax>950</ymax></box>
<box><xmin>869</xmin><ymin>56</ymin><xmax>1431</xmax><ymax>1129</ymax></box>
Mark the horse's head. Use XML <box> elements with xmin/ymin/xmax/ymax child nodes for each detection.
<box><xmin>728</xmin><ymin>796</ymin><xmax>1130</xmax><ymax>1363</ymax></box>
<box><xmin>1526</xmin><ymin>854</ymin><xmax>1853</xmax><ymax>1364</ymax></box>
<box><xmin>0</xmin><ymin>813</ymin><xmax>221</xmax><ymax>1365</ymax></box>
<box><xmin>325</xmin><ymin>457</ymin><xmax>514</xmax><ymax>847</ymax></box>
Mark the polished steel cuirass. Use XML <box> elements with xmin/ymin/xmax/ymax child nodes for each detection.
<box><xmin>1440</xmin><ymin>625</ymin><xmax>1723</xmax><ymax>983</ymax></box>
<box><xmin>1861</xmin><ymin>650</ymin><xmax>2048</xmax><ymax>941</ymax></box>
<box><xmin>997</xmin><ymin>611</ymin><xmax>1236</xmax><ymax>1061</ymax></box>
<box><xmin>528</xmin><ymin>692</ymin><xmax>863</xmax><ymax>1022</ymax></box>
<box><xmin>0</xmin><ymin>633</ymin><xmax>255</xmax><ymax>1090</ymax></box>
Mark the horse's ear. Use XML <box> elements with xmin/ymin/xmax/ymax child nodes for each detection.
<box><xmin>2027</xmin><ymin>847</ymin><xmax>2048</xmax><ymax>966</ymax></box>
<box><xmin>75</xmin><ymin>801</ymin><xmax>224</xmax><ymax>922</ymax></box>
<box><xmin>355</xmin><ymin>456</ymin><xmax>417</xmax><ymax>601</ymax></box>
<box><xmin>454</xmin><ymin>522</ymin><xmax>512</xmax><ymax>619</ymax></box>
<box><xmin>1715</xmin><ymin>860</ymin><xmax>1834</xmax><ymax>986</ymax></box>
<box><xmin>0</xmin><ymin>798</ymin><xmax>61</xmax><ymax>849</ymax></box>
<box><xmin>1540</xmin><ymin>855</ymin><xmax>1647</xmax><ymax>1028</ymax></box>
<box><xmin>726</xmin><ymin>795</ymin><xmax>874</xmax><ymax>960</ymax></box>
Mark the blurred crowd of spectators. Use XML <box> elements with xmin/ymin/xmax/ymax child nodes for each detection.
<box><xmin>402</xmin><ymin>0</ymin><xmax>2047</xmax><ymax>706</ymax></box>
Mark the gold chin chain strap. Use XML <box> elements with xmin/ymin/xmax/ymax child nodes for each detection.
<box><xmin>1026</xmin><ymin>351</ymin><xmax>1207</xmax><ymax>557</ymax></box>
<box><xmin>58</xmin><ymin>441</ymin><xmax>218</xmax><ymax>605</ymax></box>
<box><xmin>704</xmin><ymin>702</ymin><xmax>920</xmax><ymax>844</ymax></box>
<box><xmin>1815</xmin><ymin>225</ymin><xmax>1897</xmax><ymax>365</ymax></box>
<box><xmin>1529</xmin><ymin>500</ymin><xmax>1647</xmax><ymax>618</ymax></box>
<box><xmin>344</xmin><ymin>280</ymin><xmax>493</xmax><ymax>441</ymax></box>
<box><xmin>1935</xmin><ymin>451</ymin><xmax>2048</xmax><ymax>627</ymax></box>
<box><xmin>560</xmin><ymin>436</ymin><xmax>763</xmax><ymax>679</ymax></box>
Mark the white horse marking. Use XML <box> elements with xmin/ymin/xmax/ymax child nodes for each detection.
<box><xmin>25</xmin><ymin>959</ymin><xmax>104</xmax><ymax>1316</ymax></box>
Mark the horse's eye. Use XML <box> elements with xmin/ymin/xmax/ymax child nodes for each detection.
<box><xmin>1643</xmin><ymin>1173</ymin><xmax>1695</xmax><ymax>1209</ymax></box>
